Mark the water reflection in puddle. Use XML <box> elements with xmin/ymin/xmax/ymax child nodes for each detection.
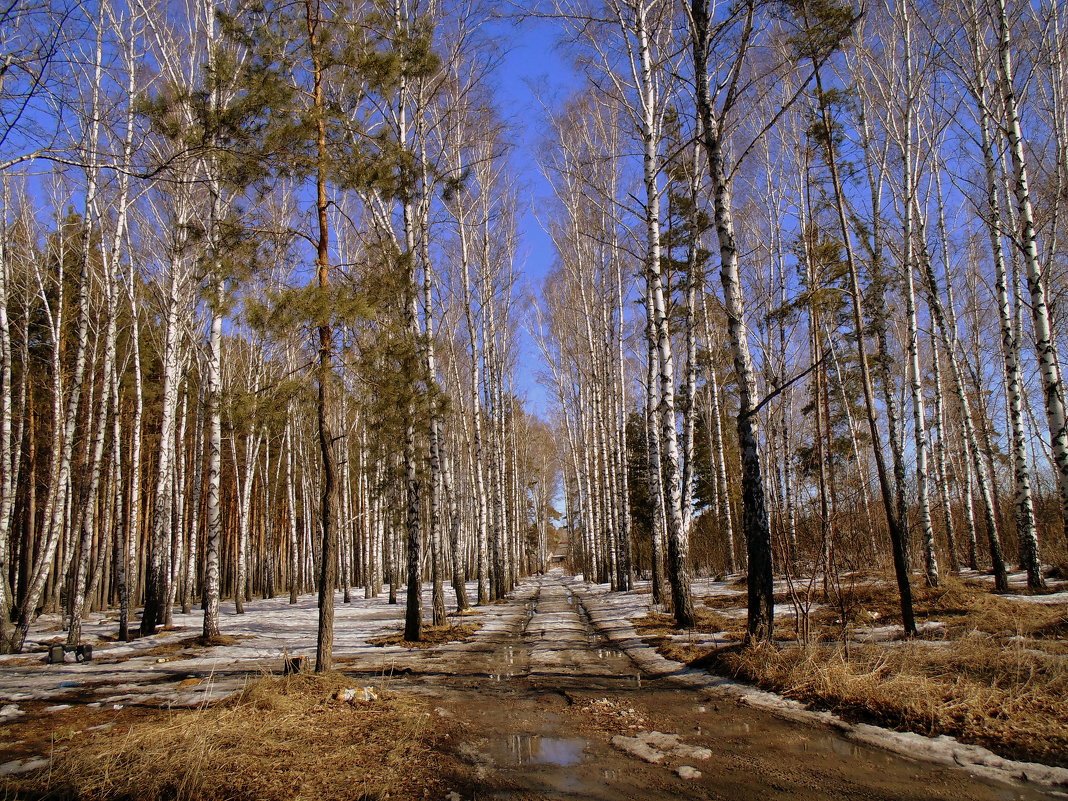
<box><xmin>497</xmin><ymin>734</ymin><xmax>587</xmax><ymax>767</ymax></box>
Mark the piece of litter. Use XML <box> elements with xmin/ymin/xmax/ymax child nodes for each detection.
<box><xmin>112</xmin><ymin>704</ymin><xmax>123</xmax><ymax>710</ymax></box>
<box><xmin>335</xmin><ymin>687</ymin><xmax>377</xmax><ymax>703</ymax></box>
<box><xmin>677</xmin><ymin>765</ymin><xmax>702</xmax><ymax>780</ymax></box>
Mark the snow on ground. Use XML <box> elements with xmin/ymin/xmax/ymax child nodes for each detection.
<box><xmin>967</xmin><ymin>569</ymin><xmax>1068</xmax><ymax>603</ymax></box>
<box><xmin>1002</xmin><ymin>590</ymin><xmax>1068</xmax><ymax>605</ymax></box>
<box><xmin>0</xmin><ymin>581</ymin><xmax>488</xmax><ymax>709</ymax></box>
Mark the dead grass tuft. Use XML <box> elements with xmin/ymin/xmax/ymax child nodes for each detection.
<box><xmin>1</xmin><ymin>673</ymin><xmax>459</xmax><ymax>801</ymax></box>
<box><xmin>367</xmin><ymin>622</ymin><xmax>481</xmax><ymax>649</ymax></box>
<box><xmin>632</xmin><ymin>610</ymin><xmax>744</xmax><ymax>663</ymax></box>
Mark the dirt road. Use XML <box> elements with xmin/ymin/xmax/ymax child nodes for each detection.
<box><xmin>368</xmin><ymin>573</ymin><xmax>1061</xmax><ymax>801</ymax></box>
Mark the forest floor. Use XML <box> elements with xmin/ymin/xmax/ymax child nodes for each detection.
<box><xmin>622</xmin><ymin>568</ymin><xmax>1068</xmax><ymax>769</ymax></box>
<box><xmin>0</xmin><ymin>571</ymin><xmax>1064</xmax><ymax>800</ymax></box>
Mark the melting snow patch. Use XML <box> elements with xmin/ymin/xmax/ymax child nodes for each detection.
<box><xmin>611</xmin><ymin>735</ymin><xmax>663</xmax><ymax>764</ymax></box>
<box><xmin>672</xmin><ymin>743</ymin><xmax>712</xmax><ymax>760</ymax></box>
<box><xmin>0</xmin><ymin>758</ymin><xmax>48</xmax><ymax>775</ymax></box>
<box><xmin>677</xmin><ymin>765</ymin><xmax>702</xmax><ymax>780</ymax></box>
<box><xmin>1002</xmin><ymin>591</ymin><xmax>1068</xmax><ymax>605</ymax></box>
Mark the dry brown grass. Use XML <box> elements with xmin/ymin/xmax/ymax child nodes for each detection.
<box><xmin>642</xmin><ymin>577</ymin><xmax>1068</xmax><ymax>767</ymax></box>
<box><xmin>367</xmin><ymin>622</ymin><xmax>481</xmax><ymax>649</ymax></box>
<box><xmin>1</xmin><ymin>673</ymin><xmax>459</xmax><ymax>801</ymax></box>
<box><xmin>811</xmin><ymin>575</ymin><xmax>1067</xmax><ymax>642</ymax></box>
<box><xmin>698</xmin><ymin>637</ymin><xmax>1068</xmax><ymax>767</ymax></box>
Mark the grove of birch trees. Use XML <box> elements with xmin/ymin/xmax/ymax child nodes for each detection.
<box><xmin>535</xmin><ymin>0</ymin><xmax>1068</xmax><ymax>640</ymax></box>
<box><xmin>0</xmin><ymin>0</ymin><xmax>557</xmax><ymax>664</ymax></box>
<box><xmin>1</xmin><ymin>0</ymin><xmax>1067</xmax><ymax>663</ymax></box>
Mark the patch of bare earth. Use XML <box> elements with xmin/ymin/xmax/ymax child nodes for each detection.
<box><xmin>0</xmin><ymin>673</ymin><xmax>464</xmax><ymax>801</ymax></box>
<box><xmin>641</xmin><ymin>575</ymin><xmax>1068</xmax><ymax>768</ymax></box>
<box><xmin>574</xmin><ymin>696</ymin><xmax>648</xmax><ymax>734</ymax></box>
<box><xmin>367</xmin><ymin>622</ymin><xmax>482</xmax><ymax>649</ymax></box>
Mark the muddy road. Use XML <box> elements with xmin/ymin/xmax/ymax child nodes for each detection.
<box><xmin>361</xmin><ymin>573</ymin><xmax>1060</xmax><ymax>801</ymax></box>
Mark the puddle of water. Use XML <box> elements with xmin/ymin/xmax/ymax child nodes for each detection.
<box><xmin>495</xmin><ymin>734</ymin><xmax>587</xmax><ymax>767</ymax></box>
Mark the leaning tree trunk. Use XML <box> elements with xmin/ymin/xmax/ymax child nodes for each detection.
<box><xmin>918</xmin><ymin>236</ymin><xmax>1009</xmax><ymax>592</ymax></box>
<box><xmin>812</xmin><ymin>65</ymin><xmax>917</xmax><ymax>637</ymax></box>
<box><xmin>12</xmin><ymin>110</ymin><xmax>98</xmax><ymax>654</ymax></box>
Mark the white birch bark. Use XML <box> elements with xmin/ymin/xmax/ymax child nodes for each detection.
<box><xmin>994</xmin><ymin>0</ymin><xmax>1068</xmax><ymax>553</ymax></box>
<box><xmin>894</xmin><ymin>2</ymin><xmax>938</xmax><ymax>585</ymax></box>
<box><xmin>12</xmin><ymin>110</ymin><xmax>98</xmax><ymax>653</ymax></box>
<box><xmin>141</xmin><ymin>215</ymin><xmax>190</xmax><ymax>635</ymax></box>
<box><xmin>971</xmin><ymin>63</ymin><xmax>1043</xmax><ymax>587</ymax></box>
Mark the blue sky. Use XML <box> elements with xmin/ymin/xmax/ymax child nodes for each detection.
<box><xmin>485</xmin><ymin>13</ymin><xmax>583</xmax><ymax>419</ymax></box>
